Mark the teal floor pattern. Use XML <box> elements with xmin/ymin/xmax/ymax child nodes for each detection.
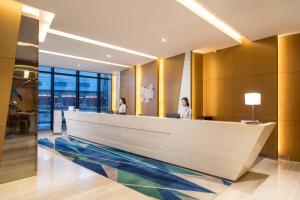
<box><xmin>38</xmin><ymin>136</ymin><xmax>232</xmax><ymax>200</ymax></box>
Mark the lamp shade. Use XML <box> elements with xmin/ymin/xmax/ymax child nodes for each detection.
<box><xmin>245</xmin><ymin>93</ymin><xmax>261</xmax><ymax>105</ymax></box>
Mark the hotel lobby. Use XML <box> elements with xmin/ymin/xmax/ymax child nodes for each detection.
<box><xmin>0</xmin><ymin>0</ymin><xmax>300</xmax><ymax>199</ymax></box>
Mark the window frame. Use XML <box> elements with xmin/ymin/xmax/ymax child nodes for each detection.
<box><xmin>38</xmin><ymin>66</ymin><xmax>112</xmax><ymax>131</ymax></box>
<box><xmin>37</xmin><ymin>71</ymin><xmax>53</xmax><ymax>131</ymax></box>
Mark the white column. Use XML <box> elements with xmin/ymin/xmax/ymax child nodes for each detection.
<box><xmin>178</xmin><ymin>51</ymin><xmax>191</xmax><ymax>113</ymax></box>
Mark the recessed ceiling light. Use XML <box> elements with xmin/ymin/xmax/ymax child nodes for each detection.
<box><xmin>48</xmin><ymin>29</ymin><xmax>158</xmax><ymax>60</ymax></box>
<box><xmin>176</xmin><ymin>0</ymin><xmax>243</xmax><ymax>43</ymax></box>
<box><xmin>107</xmin><ymin>54</ymin><xmax>112</xmax><ymax>58</ymax></box>
<box><xmin>161</xmin><ymin>38</ymin><xmax>167</xmax><ymax>42</ymax></box>
<box><xmin>77</xmin><ymin>64</ymin><xmax>81</xmax><ymax>67</ymax></box>
<box><xmin>39</xmin><ymin>49</ymin><xmax>130</xmax><ymax>68</ymax></box>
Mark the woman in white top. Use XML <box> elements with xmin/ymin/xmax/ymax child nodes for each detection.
<box><xmin>179</xmin><ymin>97</ymin><xmax>192</xmax><ymax>119</ymax></box>
<box><xmin>116</xmin><ymin>98</ymin><xmax>127</xmax><ymax>114</ymax></box>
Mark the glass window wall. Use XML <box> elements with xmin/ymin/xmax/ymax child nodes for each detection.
<box><xmin>100</xmin><ymin>78</ymin><xmax>112</xmax><ymax>112</ymax></box>
<box><xmin>79</xmin><ymin>77</ymin><xmax>98</xmax><ymax>112</ymax></box>
<box><xmin>38</xmin><ymin>72</ymin><xmax>52</xmax><ymax>130</ymax></box>
<box><xmin>37</xmin><ymin>67</ymin><xmax>112</xmax><ymax>130</ymax></box>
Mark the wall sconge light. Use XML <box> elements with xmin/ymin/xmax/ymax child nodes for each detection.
<box><xmin>245</xmin><ymin>93</ymin><xmax>261</xmax><ymax>123</ymax></box>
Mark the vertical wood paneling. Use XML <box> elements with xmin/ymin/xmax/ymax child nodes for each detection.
<box><xmin>202</xmin><ymin>36</ymin><xmax>278</xmax><ymax>158</ymax></box>
<box><xmin>0</xmin><ymin>0</ymin><xmax>22</xmax><ymax>162</ymax></box>
<box><xmin>192</xmin><ymin>52</ymin><xmax>203</xmax><ymax>119</ymax></box>
<box><xmin>0</xmin><ymin>0</ymin><xmax>22</xmax><ymax>59</ymax></box>
<box><xmin>278</xmin><ymin>33</ymin><xmax>300</xmax><ymax>161</ymax></box>
<box><xmin>163</xmin><ymin>54</ymin><xmax>185</xmax><ymax>115</ymax></box>
<box><xmin>120</xmin><ymin>67</ymin><xmax>136</xmax><ymax>115</ymax></box>
<box><xmin>140</xmin><ymin>61</ymin><xmax>158</xmax><ymax>116</ymax></box>
<box><xmin>120</xmin><ymin>54</ymin><xmax>187</xmax><ymax>117</ymax></box>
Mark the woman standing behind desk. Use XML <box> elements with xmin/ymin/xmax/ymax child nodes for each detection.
<box><xmin>116</xmin><ymin>98</ymin><xmax>127</xmax><ymax>114</ymax></box>
<box><xmin>179</xmin><ymin>97</ymin><xmax>192</xmax><ymax>119</ymax></box>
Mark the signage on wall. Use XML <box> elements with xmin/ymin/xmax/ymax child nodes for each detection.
<box><xmin>140</xmin><ymin>84</ymin><xmax>154</xmax><ymax>103</ymax></box>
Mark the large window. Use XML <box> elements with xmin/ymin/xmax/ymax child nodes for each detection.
<box><xmin>54</xmin><ymin>74</ymin><xmax>77</xmax><ymax>128</ymax></box>
<box><xmin>100</xmin><ymin>78</ymin><xmax>112</xmax><ymax>112</ymax></box>
<box><xmin>37</xmin><ymin>67</ymin><xmax>112</xmax><ymax>131</ymax></box>
<box><xmin>80</xmin><ymin>77</ymin><xmax>98</xmax><ymax>112</ymax></box>
<box><xmin>38</xmin><ymin>72</ymin><xmax>52</xmax><ymax>130</ymax></box>
<box><xmin>54</xmin><ymin>74</ymin><xmax>77</xmax><ymax>111</ymax></box>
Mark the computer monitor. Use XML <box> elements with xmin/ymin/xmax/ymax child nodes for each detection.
<box><xmin>166</xmin><ymin>113</ymin><xmax>180</xmax><ymax>119</ymax></box>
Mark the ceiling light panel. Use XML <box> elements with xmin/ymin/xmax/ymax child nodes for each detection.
<box><xmin>176</xmin><ymin>0</ymin><xmax>243</xmax><ymax>43</ymax></box>
<box><xmin>19</xmin><ymin>0</ymin><xmax>239</xmax><ymax>62</ymax></box>
<box><xmin>48</xmin><ymin>29</ymin><xmax>158</xmax><ymax>59</ymax></box>
<box><xmin>39</xmin><ymin>49</ymin><xmax>130</xmax><ymax>68</ymax></box>
<box><xmin>40</xmin><ymin>33</ymin><xmax>154</xmax><ymax>67</ymax></box>
<box><xmin>39</xmin><ymin>55</ymin><xmax>125</xmax><ymax>74</ymax></box>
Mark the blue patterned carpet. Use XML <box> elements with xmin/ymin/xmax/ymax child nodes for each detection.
<box><xmin>38</xmin><ymin>136</ymin><xmax>231</xmax><ymax>200</ymax></box>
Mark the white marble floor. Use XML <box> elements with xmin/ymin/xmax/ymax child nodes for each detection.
<box><xmin>0</xmin><ymin>147</ymin><xmax>152</xmax><ymax>200</ymax></box>
<box><xmin>216</xmin><ymin>157</ymin><xmax>300</xmax><ymax>200</ymax></box>
<box><xmin>0</xmin><ymin>132</ymin><xmax>299</xmax><ymax>199</ymax></box>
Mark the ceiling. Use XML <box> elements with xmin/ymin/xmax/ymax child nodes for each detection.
<box><xmin>201</xmin><ymin>0</ymin><xmax>300</xmax><ymax>41</ymax></box>
<box><xmin>18</xmin><ymin>0</ymin><xmax>300</xmax><ymax>73</ymax></box>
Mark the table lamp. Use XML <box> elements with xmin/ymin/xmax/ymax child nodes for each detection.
<box><xmin>245</xmin><ymin>93</ymin><xmax>261</xmax><ymax>122</ymax></box>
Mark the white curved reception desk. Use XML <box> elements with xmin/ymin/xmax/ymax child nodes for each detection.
<box><xmin>64</xmin><ymin>111</ymin><xmax>275</xmax><ymax>181</ymax></box>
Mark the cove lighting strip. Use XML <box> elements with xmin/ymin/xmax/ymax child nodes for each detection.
<box><xmin>136</xmin><ymin>65</ymin><xmax>142</xmax><ymax>115</ymax></box>
<box><xmin>158</xmin><ymin>59</ymin><xmax>165</xmax><ymax>117</ymax></box>
<box><xmin>48</xmin><ymin>29</ymin><xmax>158</xmax><ymax>60</ymax></box>
<box><xmin>22</xmin><ymin>4</ymin><xmax>55</xmax><ymax>42</ymax></box>
<box><xmin>39</xmin><ymin>50</ymin><xmax>131</xmax><ymax>68</ymax></box>
<box><xmin>176</xmin><ymin>0</ymin><xmax>243</xmax><ymax>43</ymax></box>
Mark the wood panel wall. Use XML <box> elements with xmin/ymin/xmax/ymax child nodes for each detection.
<box><xmin>0</xmin><ymin>0</ymin><xmax>22</xmax><ymax>162</ymax></box>
<box><xmin>192</xmin><ymin>52</ymin><xmax>203</xmax><ymax>119</ymax></box>
<box><xmin>139</xmin><ymin>61</ymin><xmax>158</xmax><ymax>116</ymax></box>
<box><xmin>278</xmin><ymin>33</ymin><xmax>300</xmax><ymax>161</ymax></box>
<box><xmin>120</xmin><ymin>54</ymin><xmax>186</xmax><ymax>117</ymax></box>
<box><xmin>202</xmin><ymin>36</ymin><xmax>278</xmax><ymax>158</ymax></box>
<box><xmin>120</xmin><ymin>67</ymin><xmax>136</xmax><ymax>115</ymax></box>
<box><xmin>119</xmin><ymin>37</ymin><xmax>285</xmax><ymax>159</ymax></box>
<box><xmin>163</xmin><ymin>53</ymin><xmax>185</xmax><ymax>116</ymax></box>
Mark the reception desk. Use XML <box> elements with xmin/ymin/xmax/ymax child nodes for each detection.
<box><xmin>64</xmin><ymin>111</ymin><xmax>275</xmax><ymax>181</ymax></box>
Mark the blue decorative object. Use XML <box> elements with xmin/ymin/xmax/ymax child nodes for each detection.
<box><xmin>38</xmin><ymin>136</ymin><xmax>232</xmax><ymax>200</ymax></box>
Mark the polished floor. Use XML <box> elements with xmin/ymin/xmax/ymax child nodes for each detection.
<box><xmin>216</xmin><ymin>157</ymin><xmax>300</xmax><ymax>200</ymax></box>
<box><xmin>38</xmin><ymin>136</ymin><xmax>232</xmax><ymax>200</ymax></box>
<box><xmin>0</xmin><ymin>134</ymin><xmax>299</xmax><ymax>199</ymax></box>
<box><xmin>0</xmin><ymin>147</ymin><xmax>152</xmax><ymax>200</ymax></box>
<box><xmin>0</xmin><ymin>134</ymin><xmax>36</xmax><ymax>184</ymax></box>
